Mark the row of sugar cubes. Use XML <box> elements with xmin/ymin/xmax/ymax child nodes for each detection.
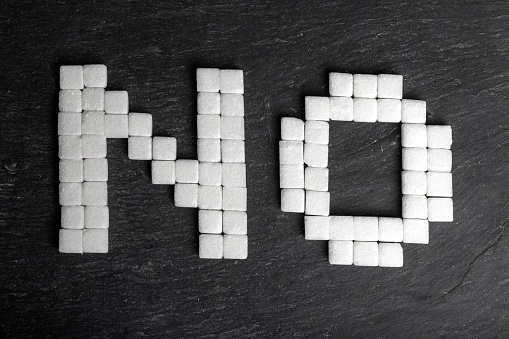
<box><xmin>195</xmin><ymin>68</ymin><xmax>248</xmax><ymax>259</ymax></box>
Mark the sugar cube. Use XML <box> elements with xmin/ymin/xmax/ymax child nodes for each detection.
<box><xmin>428</xmin><ymin>198</ymin><xmax>453</xmax><ymax>222</ymax></box>
<box><xmin>128</xmin><ymin>113</ymin><xmax>153</xmax><ymax>137</ymax></box>
<box><xmin>59</xmin><ymin>159</ymin><xmax>83</xmax><ymax>182</ymax></box>
<box><xmin>61</xmin><ymin>206</ymin><xmax>84</xmax><ymax>229</ymax></box>
<box><xmin>427</xmin><ymin>172</ymin><xmax>452</xmax><ymax>197</ymax></box>
<box><xmin>403</xmin><ymin>219</ymin><xmax>429</xmax><ymax>244</ymax></box>
<box><xmin>152</xmin><ymin>137</ymin><xmax>177</xmax><ymax>160</ymax></box>
<box><xmin>281</xmin><ymin>117</ymin><xmax>305</xmax><ymax>141</ymax></box>
<box><xmin>220</xmin><ymin>93</ymin><xmax>244</xmax><ymax>116</ymax></box>
<box><xmin>305</xmin><ymin>191</ymin><xmax>330</xmax><ymax>216</ymax></box>
<box><xmin>329</xmin><ymin>216</ymin><xmax>354</xmax><ymax>241</ymax></box>
<box><xmin>353</xmin><ymin>74</ymin><xmax>377</xmax><ymax>98</ymax></box>
<box><xmin>197</xmin><ymin>115</ymin><xmax>221</xmax><ymax>139</ymax></box>
<box><xmin>219</xmin><ymin>69</ymin><xmax>244</xmax><ymax>94</ymax></box>
<box><xmin>174</xmin><ymin>183</ymin><xmax>198</xmax><ymax>208</ymax></box>
<box><xmin>378</xmin><ymin>243</ymin><xmax>403</xmax><ymax>267</ymax></box>
<box><xmin>128</xmin><ymin>137</ymin><xmax>152</xmax><ymax>160</ymax></box>
<box><xmin>223</xmin><ymin>235</ymin><xmax>248</xmax><ymax>259</ymax></box>
<box><xmin>402</xmin><ymin>195</ymin><xmax>428</xmax><ymax>219</ymax></box>
<box><xmin>58</xmin><ymin>112</ymin><xmax>82</xmax><ymax>135</ymax></box>
<box><xmin>353</xmin><ymin>98</ymin><xmax>377</xmax><ymax>122</ymax></box>
<box><xmin>353</xmin><ymin>241</ymin><xmax>378</xmax><ymax>266</ymax></box>
<box><xmin>279</xmin><ymin>164</ymin><xmax>304</xmax><ymax>188</ymax></box>
<box><xmin>377</xmin><ymin>99</ymin><xmax>401</xmax><ymax>123</ymax></box>
<box><xmin>83</xmin><ymin>64</ymin><xmax>107</xmax><ymax>88</ymax></box>
<box><xmin>82</xmin><ymin>182</ymin><xmax>107</xmax><ymax>205</ymax></box>
<box><xmin>329</xmin><ymin>97</ymin><xmax>353</xmax><ymax>121</ymax></box>
<box><xmin>151</xmin><ymin>160</ymin><xmax>176</xmax><ymax>185</ymax></box>
<box><xmin>401</xmin><ymin>99</ymin><xmax>426</xmax><ymax>124</ymax></box>
<box><xmin>220</xmin><ymin>116</ymin><xmax>245</xmax><ymax>140</ymax></box>
<box><xmin>222</xmin><ymin>163</ymin><xmax>246</xmax><ymax>187</ymax></box>
<box><xmin>196</xmin><ymin>68</ymin><xmax>220</xmax><ymax>93</ymax></box>
<box><xmin>59</xmin><ymin>182</ymin><xmax>82</xmax><ymax>206</ymax></box>
<box><xmin>329</xmin><ymin>240</ymin><xmax>354</xmax><ymax>265</ymax></box>
<box><xmin>82</xmin><ymin>134</ymin><xmax>107</xmax><ymax>158</ymax></box>
<box><xmin>197</xmin><ymin>92</ymin><xmax>220</xmax><ymax>114</ymax></box>
<box><xmin>305</xmin><ymin>96</ymin><xmax>329</xmax><ymax>121</ymax></box>
<box><xmin>281</xmin><ymin>188</ymin><xmax>305</xmax><ymax>213</ymax></box>
<box><xmin>401</xmin><ymin>170</ymin><xmax>427</xmax><ymax>195</ymax></box>
<box><xmin>83</xmin><ymin>158</ymin><xmax>108</xmax><ymax>182</ymax></box>
<box><xmin>223</xmin><ymin>211</ymin><xmax>248</xmax><ymax>235</ymax></box>
<box><xmin>175</xmin><ymin>160</ymin><xmax>199</xmax><ymax>183</ymax></box>
<box><xmin>104</xmin><ymin>91</ymin><xmax>128</xmax><ymax>114</ymax></box>
<box><xmin>199</xmin><ymin>234</ymin><xmax>223</xmax><ymax>259</ymax></box>
<box><xmin>279</xmin><ymin>141</ymin><xmax>303</xmax><ymax>165</ymax></box>
<box><xmin>377</xmin><ymin>74</ymin><xmax>403</xmax><ymax>99</ymax></box>
<box><xmin>401</xmin><ymin>124</ymin><xmax>427</xmax><ymax>148</ymax></box>
<box><xmin>329</xmin><ymin>72</ymin><xmax>353</xmax><ymax>97</ymax></box>
<box><xmin>222</xmin><ymin>186</ymin><xmax>247</xmax><ymax>211</ymax></box>
<box><xmin>427</xmin><ymin>149</ymin><xmax>452</xmax><ymax>172</ymax></box>
<box><xmin>304</xmin><ymin>215</ymin><xmax>330</xmax><ymax>240</ymax></box>
<box><xmin>104</xmin><ymin>114</ymin><xmax>128</xmax><ymax>138</ymax></box>
<box><xmin>305</xmin><ymin>167</ymin><xmax>328</xmax><ymax>191</ymax></box>
<box><xmin>84</xmin><ymin>205</ymin><xmax>109</xmax><ymax>229</ymax></box>
<box><xmin>305</xmin><ymin>120</ymin><xmax>329</xmax><ymax>144</ymax></box>
<box><xmin>83</xmin><ymin>229</ymin><xmax>108</xmax><ymax>253</ymax></box>
<box><xmin>60</xmin><ymin>65</ymin><xmax>83</xmax><ymax>90</ymax></box>
<box><xmin>221</xmin><ymin>140</ymin><xmax>245</xmax><ymax>163</ymax></box>
<box><xmin>82</xmin><ymin>87</ymin><xmax>105</xmax><ymax>111</ymax></box>
<box><xmin>59</xmin><ymin>135</ymin><xmax>82</xmax><ymax>159</ymax></box>
<box><xmin>59</xmin><ymin>90</ymin><xmax>82</xmax><ymax>112</ymax></box>
<box><xmin>198</xmin><ymin>209</ymin><xmax>222</xmax><ymax>234</ymax></box>
<box><xmin>198</xmin><ymin>185</ymin><xmax>223</xmax><ymax>210</ymax></box>
<box><xmin>427</xmin><ymin>125</ymin><xmax>452</xmax><ymax>149</ymax></box>
<box><xmin>378</xmin><ymin>217</ymin><xmax>403</xmax><ymax>242</ymax></box>
<box><xmin>59</xmin><ymin>229</ymin><xmax>83</xmax><ymax>253</ymax></box>
<box><xmin>81</xmin><ymin>111</ymin><xmax>105</xmax><ymax>135</ymax></box>
<box><xmin>402</xmin><ymin>147</ymin><xmax>427</xmax><ymax>171</ymax></box>
<box><xmin>198</xmin><ymin>138</ymin><xmax>221</xmax><ymax>162</ymax></box>
<box><xmin>198</xmin><ymin>162</ymin><xmax>222</xmax><ymax>186</ymax></box>
<box><xmin>353</xmin><ymin>216</ymin><xmax>378</xmax><ymax>241</ymax></box>
<box><xmin>304</xmin><ymin>143</ymin><xmax>328</xmax><ymax>168</ymax></box>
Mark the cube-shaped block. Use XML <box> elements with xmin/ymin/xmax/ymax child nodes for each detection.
<box><xmin>279</xmin><ymin>164</ymin><xmax>304</xmax><ymax>189</ymax></box>
<box><xmin>81</xmin><ymin>111</ymin><xmax>105</xmax><ymax>135</ymax></box>
<box><xmin>353</xmin><ymin>98</ymin><xmax>377</xmax><ymax>122</ymax></box>
<box><xmin>220</xmin><ymin>93</ymin><xmax>244</xmax><ymax>116</ymax></box>
<box><xmin>198</xmin><ymin>138</ymin><xmax>221</xmax><ymax>162</ymax></box>
<box><xmin>377</xmin><ymin>99</ymin><xmax>402</xmax><ymax>123</ymax></box>
<box><xmin>305</xmin><ymin>120</ymin><xmax>329</xmax><ymax>145</ymax></box>
<box><xmin>199</xmin><ymin>234</ymin><xmax>223</xmax><ymax>259</ymax></box>
<box><xmin>174</xmin><ymin>183</ymin><xmax>198</xmax><ymax>208</ymax></box>
<box><xmin>222</xmin><ymin>163</ymin><xmax>246</xmax><ymax>187</ymax></box>
<box><xmin>59</xmin><ymin>159</ymin><xmax>83</xmax><ymax>182</ymax></box>
<box><xmin>329</xmin><ymin>240</ymin><xmax>354</xmax><ymax>265</ymax></box>
<box><xmin>175</xmin><ymin>160</ymin><xmax>199</xmax><ymax>183</ymax></box>
<box><xmin>197</xmin><ymin>92</ymin><xmax>220</xmax><ymax>115</ymax></box>
<box><xmin>198</xmin><ymin>162</ymin><xmax>222</xmax><ymax>186</ymax></box>
<box><xmin>104</xmin><ymin>91</ymin><xmax>128</xmax><ymax>114</ymax></box>
<box><xmin>281</xmin><ymin>117</ymin><xmax>305</xmax><ymax>141</ymax></box>
<box><xmin>196</xmin><ymin>68</ymin><xmax>220</xmax><ymax>93</ymax></box>
<box><xmin>281</xmin><ymin>188</ymin><xmax>305</xmax><ymax>213</ymax></box>
<box><xmin>220</xmin><ymin>116</ymin><xmax>245</xmax><ymax>140</ymax></box>
<box><xmin>353</xmin><ymin>241</ymin><xmax>378</xmax><ymax>266</ymax></box>
<box><xmin>60</xmin><ymin>65</ymin><xmax>83</xmax><ymax>90</ymax></box>
<box><xmin>198</xmin><ymin>185</ymin><xmax>223</xmax><ymax>210</ymax></box>
<box><xmin>58</xmin><ymin>136</ymin><xmax>82</xmax><ymax>159</ymax></box>
<box><xmin>279</xmin><ymin>141</ymin><xmax>303</xmax><ymax>165</ymax></box>
<box><xmin>59</xmin><ymin>90</ymin><xmax>82</xmax><ymax>112</ymax></box>
<box><xmin>304</xmin><ymin>143</ymin><xmax>328</xmax><ymax>168</ymax></box>
<box><xmin>84</xmin><ymin>205</ymin><xmax>109</xmax><ymax>229</ymax></box>
<box><xmin>329</xmin><ymin>97</ymin><xmax>353</xmax><ymax>121</ymax></box>
<box><xmin>304</xmin><ymin>215</ymin><xmax>330</xmax><ymax>240</ymax></box>
<box><xmin>378</xmin><ymin>243</ymin><xmax>403</xmax><ymax>267</ymax></box>
<box><xmin>197</xmin><ymin>115</ymin><xmax>221</xmax><ymax>139</ymax></box>
<box><xmin>353</xmin><ymin>216</ymin><xmax>378</xmax><ymax>241</ymax></box>
<box><xmin>59</xmin><ymin>182</ymin><xmax>82</xmax><ymax>206</ymax></box>
<box><xmin>305</xmin><ymin>167</ymin><xmax>328</xmax><ymax>191</ymax></box>
<box><xmin>427</xmin><ymin>125</ymin><xmax>452</xmax><ymax>149</ymax></box>
<box><xmin>152</xmin><ymin>137</ymin><xmax>177</xmax><ymax>160</ymax></box>
<box><xmin>83</xmin><ymin>64</ymin><xmax>107</xmax><ymax>88</ymax></box>
<box><xmin>223</xmin><ymin>211</ymin><xmax>248</xmax><ymax>235</ymax></box>
<box><xmin>104</xmin><ymin>114</ymin><xmax>128</xmax><ymax>138</ymax></box>
<box><xmin>305</xmin><ymin>191</ymin><xmax>330</xmax><ymax>216</ymax></box>
<box><xmin>377</xmin><ymin>74</ymin><xmax>403</xmax><ymax>99</ymax></box>
<box><xmin>427</xmin><ymin>149</ymin><xmax>452</xmax><ymax>172</ymax></box>
<box><xmin>401</xmin><ymin>99</ymin><xmax>426</xmax><ymax>124</ymax></box>
<box><xmin>129</xmin><ymin>113</ymin><xmax>152</xmax><ymax>137</ymax></box>
<box><xmin>221</xmin><ymin>140</ymin><xmax>245</xmax><ymax>163</ymax></box>
<box><xmin>402</xmin><ymin>195</ymin><xmax>428</xmax><ymax>219</ymax></box>
<box><xmin>198</xmin><ymin>210</ymin><xmax>222</xmax><ymax>234</ymax></box>
<box><xmin>329</xmin><ymin>216</ymin><xmax>354</xmax><ymax>241</ymax></box>
<box><xmin>59</xmin><ymin>229</ymin><xmax>83</xmax><ymax>253</ymax></box>
<box><xmin>223</xmin><ymin>235</ymin><xmax>248</xmax><ymax>259</ymax></box>
<box><xmin>61</xmin><ymin>206</ymin><xmax>84</xmax><ymax>229</ymax></box>
<box><xmin>353</xmin><ymin>74</ymin><xmax>377</xmax><ymax>98</ymax></box>
<box><xmin>401</xmin><ymin>171</ymin><xmax>427</xmax><ymax>195</ymax></box>
<box><xmin>83</xmin><ymin>229</ymin><xmax>108</xmax><ymax>253</ymax></box>
<box><xmin>128</xmin><ymin>137</ymin><xmax>152</xmax><ymax>160</ymax></box>
<box><xmin>58</xmin><ymin>112</ymin><xmax>82</xmax><ymax>135</ymax></box>
<box><xmin>83</xmin><ymin>158</ymin><xmax>108</xmax><ymax>182</ymax></box>
<box><xmin>82</xmin><ymin>87</ymin><xmax>105</xmax><ymax>111</ymax></box>
<box><xmin>378</xmin><ymin>217</ymin><xmax>403</xmax><ymax>242</ymax></box>
<box><xmin>222</xmin><ymin>186</ymin><xmax>247</xmax><ymax>211</ymax></box>
<box><xmin>82</xmin><ymin>134</ymin><xmax>107</xmax><ymax>158</ymax></box>
<box><xmin>402</xmin><ymin>147</ymin><xmax>427</xmax><ymax>171</ymax></box>
<box><xmin>428</xmin><ymin>198</ymin><xmax>453</xmax><ymax>222</ymax></box>
<box><xmin>427</xmin><ymin>172</ymin><xmax>453</xmax><ymax>197</ymax></box>
<box><xmin>305</xmin><ymin>96</ymin><xmax>329</xmax><ymax>121</ymax></box>
<box><xmin>82</xmin><ymin>182</ymin><xmax>108</xmax><ymax>205</ymax></box>
<box><xmin>401</xmin><ymin>124</ymin><xmax>427</xmax><ymax>148</ymax></box>
<box><xmin>403</xmin><ymin>219</ymin><xmax>429</xmax><ymax>244</ymax></box>
<box><xmin>219</xmin><ymin>69</ymin><xmax>244</xmax><ymax>94</ymax></box>
<box><xmin>329</xmin><ymin>72</ymin><xmax>353</xmax><ymax>97</ymax></box>
<box><xmin>151</xmin><ymin>161</ymin><xmax>176</xmax><ymax>185</ymax></box>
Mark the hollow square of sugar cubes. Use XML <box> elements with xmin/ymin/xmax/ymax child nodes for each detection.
<box><xmin>377</xmin><ymin>99</ymin><xmax>401</xmax><ymax>123</ymax></box>
<box><xmin>427</xmin><ymin>172</ymin><xmax>453</xmax><ymax>197</ymax></box>
<box><xmin>220</xmin><ymin>116</ymin><xmax>244</xmax><ymax>140</ymax></box>
<box><xmin>304</xmin><ymin>143</ymin><xmax>328</xmax><ymax>167</ymax></box>
<box><xmin>58</xmin><ymin>112</ymin><xmax>81</xmax><ymax>135</ymax></box>
<box><xmin>329</xmin><ymin>216</ymin><xmax>354</xmax><ymax>240</ymax></box>
<box><xmin>197</xmin><ymin>92</ymin><xmax>220</xmax><ymax>114</ymax></box>
<box><xmin>59</xmin><ymin>90</ymin><xmax>82</xmax><ymax>112</ymax></box>
<box><xmin>81</xmin><ymin>111</ymin><xmax>104</xmax><ymax>135</ymax></box>
<box><xmin>353</xmin><ymin>216</ymin><xmax>378</xmax><ymax>241</ymax></box>
<box><xmin>198</xmin><ymin>138</ymin><xmax>221</xmax><ymax>162</ymax></box>
<box><xmin>197</xmin><ymin>115</ymin><xmax>221</xmax><ymax>139</ymax></box>
<box><xmin>427</xmin><ymin>149</ymin><xmax>452</xmax><ymax>172</ymax></box>
<box><xmin>59</xmin><ymin>136</ymin><xmax>82</xmax><ymax>159</ymax></box>
<box><xmin>305</xmin><ymin>121</ymin><xmax>329</xmax><ymax>144</ymax></box>
<box><xmin>175</xmin><ymin>160</ymin><xmax>199</xmax><ymax>183</ymax></box>
<box><xmin>353</xmin><ymin>241</ymin><xmax>378</xmax><ymax>266</ymax></box>
<box><xmin>59</xmin><ymin>229</ymin><xmax>83</xmax><ymax>253</ymax></box>
<box><xmin>305</xmin><ymin>96</ymin><xmax>329</xmax><ymax>121</ymax></box>
<box><xmin>151</xmin><ymin>160</ymin><xmax>176</xmax><ymax>185</ymax></box>
<box><xmin>220</xmin><ymin>93</ymin><xmax>244</xmax><ymax>116</ymax></box>
<box><xmin>427</xmin><ymin>125</ymin><xmax>452</xmax><ymax>149</ymax></box>
<box><xmin>84</xmin><ymin>205</ymin><xmax>109</xmax><ymax>229</ymax></box>
<box><xmin>60</xmin><ymin>65</ymin><xmax>83</xmax><ymax>90</ymax></box>
<box><xmin>223</xmin><ymin>235</ymin><xmax>248</xmax><ymax>259</ymax></box>
<box><xmin>104</xmin><ymin>91</ymin><xmax>128</xmax><ymax>114</ymax></box>
<box><xmin>198</xmin><ymin>162</ymin><xmax>222</xmax><ymax>186</ymax></box>
<box><xmin>222</xmin><ymin>186</ymin><xmax>247</xmax><ymax>211</ymax></box>
<box><xmin>174</xmin><ymin>183</ymin><xmax>198</xmax><ymax>208</ymax></box>
<box><xmin>197</xmin><ymin>68</ymin><xmax>220</xmax><ymax>93</ymax></box>
<box><xmin>199</xmin><ymin>210</ymin><xmax>222</xmax><ymax>234</ymax></box>
<box><xmin>83</xmin><ymin>64</ymin><xmax>107</xmax><ymax>88</ymax></box>
<box><xmin>353</xmin><ymin>74</ymin><xmax>377</xmax><ymax>98</ymax></box>
<box><xmin>61</xmin><ymin>206</ymin><xmax>84</xmax><ymax>229</ymax></box>
<box><xmin>128</xmin><ymin>137</ymin><xmax>152</xmax><ymax>160</ymax></box>
<box><xmin>280</xmin><ymin>165</ymin><xmax>304</xmax><ymax>188</ymax></box>
<box><xmin>378</xmin><ymin>243</ymin><xmax>403</xmax><ymax>267</ymax></box>
<box><xmin>83</xmin><ymin>158</ymin><xmax>108</xmax><ymax>182</ymax></box>
<box><xmin>305</xmin><ymin>167</ymin><xmax>328</xmax><ymax>191</ymax></box>
<box><xmin>152</xmin><ymin>137</ymin><xmax>177</xmax><ymax>160</ymax></box>
<box><xmin>198</xmin><ymin>185</ymin><xmax>223</xmax><ymax>210</ymax></box>
<box><xmin>403</xmin><ymin>219</ymin><xmax>429</xmax><ymax>244</ymax></box>
<box><xmin>401</xmin><ymin>99</ymin><xmax>426</xmax><ymax>124</ymax></box>
<box><xmin>219</xmin><ymin>69</ymin><xmax>243</xmax><ymax>94</ymax></box>
<box><xmin>223</xmin><ymin>211</ymin><xmax>247</xmax><ymax>235</ymax></box>
<box><xmin>82</xmin><ymin>134</ymin><xmax>107</xmax><ymax>158</ymax></box>
<box><xmin>82</xmin><ymin>87</ymin><xmax>105</xmax><ymax>111</ymax></box>
<box><xmin>83</xmin><ymin>229</ymin><xmax>108</xmax><ymax>253</ymax></box>
<box><xmin>104</xmin><ymin>114</ymin><xmax>128</xmax><ymax>138</ymax></box>
<box><xmin>279</xmin><ymin>141</ymin><xmax>303</xmax><ymax>165</ymax></box>
<box><xmin>329</xmin><ymin>240</ymin><xmax>354</xmax><ymax>265</ymax></box>
<box><xmin>329</xmin><ymin>72</ymin><xmax>353</xmax><ymax>97</ymax></box>
<box><xmin>305</xmin><ymin>191</ymin><xmax>330</xmax><ymax>216</ymax></box>
<box><xmin>222</xmin><ymin>163</ymin><xmax>246</xmax><ymax>187</ymax></box>
<box><xmin>353</xmin><ymin>98</ymin><xmax>377</xmax><ymax>122</ymax></box>
<box><xmin>305</xmin><ymin>215</ymin><xmax>330</xmax><ymax>240</ymax></box>
<box><xmin>129</xmin><ymin>113</ymin><xmax>152</xmax><ymax>137</ymax></box>
<box><xmin>378</xmin><ymin>217</ymin><xmax>403</xmax><ymax>242</ymax></box>
<box><xmin>221</xmin><ymin>140</ymin><xmax>245</xmax><ymax>163</ymax></box>
<box><xmin>281</xmin><ymin>188</ymin><xmax>305</xmax><ymax>213</ymax></box>
<box><xmin>199</xmin><ymin>234</ymin><xmax>223</xmax><ymax>259</ymax></box>
<box><xmin>428</xmin><ymin>198</ymin><xmax>453</xmax><ymax>222</ymax></box>
<box><xmin>401</xmin><ymin>171</ymin><xmax>427</xmax><ymax>195</ymax></box>
<box><xmin>82</xmin><ymin>182</ymin><xmax>107</xmax><ymax>205</ymax></box>
<box><xmin>402</xmin><ymin>195</ymin><xmax>428</xmax><ymax>219</ymax></box>
<box><xmin>281</xmin><ymin>117</ymin><xmax>305</xmax><ymax>141</ymax></box>
<box><xmin>402</xmin><ymin>147</ymin><xmax>427</xmax><ymax>171</ymax></box>
<box><xmin>377</xmin><ymin>74</ymin><xmax>403</xmax><ymax>99</ymax></box>
<box><xmin>401</xmin><ymin>124</ymin><xmax>427</xmax><ymax>148</ymax></box>
<box><xmin>329</xmin><ymin>97</ymin><xmax>353</xmax><ymax>121</ymax></box>
<box><xmin>59</xmin><ymin>159</ymin><xmax>83</xmax><ymax>182</ymax></box>
<box><xmin>59</xmin><ymin>182</ymin><xmax>82</xmax><ymax>206</ymax></box>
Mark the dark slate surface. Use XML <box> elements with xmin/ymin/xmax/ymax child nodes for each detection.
<box><xmin>1</xmin><ymin>1</ymin><xmax>508</xmax><ymax>337</ymax></box>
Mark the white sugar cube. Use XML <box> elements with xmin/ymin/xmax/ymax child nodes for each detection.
<box><xmin>378</xmin><ymin>217</ymin><xmax>403</xmax><ymax>242</ymax></box>
<box><xmin>104</xmin><ymin>114</ymin><xmax>128</xmax><ymax>138</ymax></box>
<box><xmin>403</xmin><ymin>219</ymin><xmax>429</xmax><ymax>244</ymax></box>
<box><xmin>401</xmin><ymin>99</ymin><xmax>426</xmax><ymax>124</ymax></box>
<box><xmin>82</xmin><ymin>88</ymin><xmax>105</xmax><ymax>111</ymax></box>
<box><xmin>305</xmin><ymin>167</ymin><xmax>328</xmax><ymax>191</ymax></box>
<box><xmin>220</xmin><ymin>93</ymin><xmax>244</xmax><ymax>116</ymax></box>
<box><xmin>377</xmin><ymin>74</ymin><xmax>403</xmax><ymax>99</ymax></box>
<box><xmin>152</xmin><ymin>137</ymin><xmax>177</xmax><ymax>160</ymax></box>
<box><xmin>198</xmin><ymin>138</ymin><xmax>221</xmax><ymax>162</ymax></box>
<box><xmin>59</xmin><ymin>90</ymin><xmax>82</xmax><ymax>112</ymax></box>
<box><xmin>82</xmin><ymin>182</ymin><xmax>107</xmax><ymax>205</ymax></box>
<box><xmin>402</xmin><ymin>194</ymin><xmax>428</xmax><ymax>219</ymax></box>
<box><xmin>427</xmin><ymin>149</ymin><xmax>452</xmax><ymax>172</ymax></box>
<box><xmin>305</xmin><ymin>191</ymin><xmax>330</xmax><ymax>216</ymax></box>
<box><xmin>279</xmin><ymin>164</ymin><xmax>304</xmax><ymax>188</ymax></box>
<box><xmin>84</xmin><ymin>205</ymin><xmax>109</xmax><ymax>229</ymax></box>
<box><xmin>198</xmin><ymin>162</ymin><xmax>222</xmax><ymax>186</ymax></box>
<box><xmin>82</xmin><ymin>134</ymin><xmax>107</xmax><ymax>158</ymax></box>
<box><xmin>197</xmin><ymin>68</ymin><xmax>220</xmax><ymax>93</ymax></box>
<box><xmin>353</xmin><ymin>98</ymin><xmax>377</xmax><ymax>122</ymax></box>
<box><xmin>329</xmin><ymin>240</ymin><xmax>354</xmax><ymax>265</ymax></box>
<box><xmin>281</xmin><ymin>117</ymin><xmax>305</xmax><ymax>141</ymax></box>
<box><xmin>81</xmin><ymin>111</ymin><xmax>105</xmax><ymax>135</ymax></box>
<box><xmin>198</xmin><ymin>185</ymin><xmax>223</xmax><ymax>210</ymax></box>
<box><xmin>59</xmin><ymin>159</ymin><xmax>83</xmax><ymax>182</ymax></box>
<box><xmin>353</xmin><ymin>216</ymin><xmax>378</xmax><ymax>241</ymax></box>
<box><xmin>151</xmin><ymin>160</ymin><xmax>176</xmax><ymax>185</ymax></box>
<box><xmin>59</xmin><ymin>182</ymin><xmax>82</xmax><ymax>206</ymax></box>
<box><xmin>59</xmin><ymin>135</ymin><xmax>82</xmax><ymax>159</ymax></box>
<box><xmin>104</xmin><ymin>91</ymin><xmax>128</xmax><ymax>114</ymax></box>
<box><xmin>427</xmin><ymin>125</ymin><xmax>452</xmax><ymax>149</ymax></box>
<box><xmin>304</xmin><ymin>143</ymin><xmax>328</xmax><ymax>167</ymax></box>
<box><xmin>377</xmin><ymin>99</ymin><xmax>401</xmax><ymax>123</ymax></box>
<box><xmin>199</xmin><ymin>234</ymin><xmax>223</xmax><ymax>259</ymax></box>
<box><xmin>219</xmin><ymin>69</ymin><xmax>243</xmax><ymax>94</ymax></box>
<box><xmin>83</xmin><ymin>229</ymin><xmax>108</xmax><ymax>253</ymax></box>
<box><xmin>223</xmin><ymin>235</ymin><xmax>248</xmax><ymax>259</ymax></box>
<box><xmin>223</xmin><ymin>211</ymin><xmax>247</xmax><ymax>235</ymax></box>
<box><xmin>401</xmin><ymin>170</ymin><xmax>427</xmax><ymax>195</ymax></box>
<box><xmin>329</xmin><ymin>216</ymin><xmax>354</xmax><ymax>241</ymax></box>
<box><xmin>220</xmin><ymin>116</ymin><xmax>245</xmax><ymax>140</ymax></box>
<box><xmin>305</xmin><ymin>96</ymin><xmax>329</xmax><ymax>121</ymax></box>
<box><xmin>175</xmin><ymin>159</ymin><xmax>199</xmax><ymax>183</ymax></box>
<box><xmin>129</xmin><ymin>113</ymin><xmax>152</xmax><ymax>137</ymax></box>
<box><xmin>401</xmin><ymin>124</ymin><xmax>427</xmax><ymax>148</ymax></box>
<box><xmin>174</xmin><ymin>183</ymin><xmax>198</xmax><ymax>208</ymax></box>
<box><xmin>197</xmin><ymin>92</ymin><xmax>220</xmax><ymax>114</ymax></box>
<box><xmin>61</xmin><ymin>206</ymin><xmax>84</xmax><ymax>229</ymax></box>
<box><xmin>329</xmin><ymin>97</ymin><xmax>353</xmax><ymax>121</ymax></box>
<box><xmin>305</xmin><ymin>120</ymin><xmax>329</xmax><ymax>144</ymax></box>
<box><xmin>279</xmin><ymin>141</ymin><xmax>303</xmax><ymax>165</ymax></box>
<box><xmin>221</xmin><ymin>140</ymin><xmax>245</xmax><ymax>163</ymax></box>
<box><xmin>60</xmin><ymin>65</ymin><xmax>83</xmax><ymax>90</ymax></box>
<box><xmin>353</xmin><ymin>74</ymin><xmax>377</xmax><ymax>98</ymax></box>
<box><xmin>329</xmin><ymin>72</ymin><xmax>353</xmax><ymax>97</ymax></box>
<box><xmin>304</xmin><ymin>215</ymin><xmax>330</xmax><ymax>240</ymax></box>
<box><xmin>353</xmin><ymin>241</ymin><xmax>378</xmax><ymax>266</ymax></box>
<box><xmin>428</xmin><ymin>198</ymin><xmax>453</xmax><ymax>222</ymax></box>
<box><xmin>222</xmin><ymin>163</ymin><xmax>246</xmax><ymax>187</ymax></box>
<box><xmin>402</xmin><ymin>147</ymin><xmax>427</xmax><ymax>171</ymax></box>
<box><xmin>198</xmin><ymin>209</ymin><xmax>222</xmax><ymax>234</ymax></box>
<box><xmin>427</xmin><ymin>172</ymin><xmax>452</xmax><ymax>197</ymax></box>
<box><xmin>222</xmin><ymin>186</ymin><xmax>247</xmax><ymax>211</ymax></box>
<box><xmin>281</xmin><ymin>188</ymin><xmax>305</xmax><ymax>213</ymax></box>
<box><xmin>83</xmin><ymin>158</ymin><xmax>108</xmax><ymax>182</ymax></box>
<box><xmin>59</xmin><ymin>229</ymin><xmax>83</xmax><ymax>253</ymax></box>
<box><xmin>128</xmin><ymin>137</ymin><xmax>152</xmax><ymax>160</ymax></box>
<box><xmin>197</xmin><ymin>115</ymin><xmax>221</xmax><ymax>139</ymax></box>
<box><xmin>83</xmin><ymin>64</ymin><xmax>107</xmax><ymax>88</ymax></box>
<box><xmin>378</xmin><ymin>243</ymin><xmax>403</xmax><ymax>267</ymax></box>
<box><xmin>58</xmin><ymin>112</ymin><xmax>81</xmax><ymax>135</ymax></box>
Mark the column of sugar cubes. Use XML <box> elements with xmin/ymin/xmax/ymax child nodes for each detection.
<box><xmin>195</xmin><ymin>68</ymin><xmax>248</xmax><ymax>260</ymax></box>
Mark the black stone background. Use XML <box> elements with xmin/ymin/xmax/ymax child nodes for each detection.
<box><xmin>1</xmin><ymin>1</ymin><xmax>508</xmax><ymax>337</ymax></box>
